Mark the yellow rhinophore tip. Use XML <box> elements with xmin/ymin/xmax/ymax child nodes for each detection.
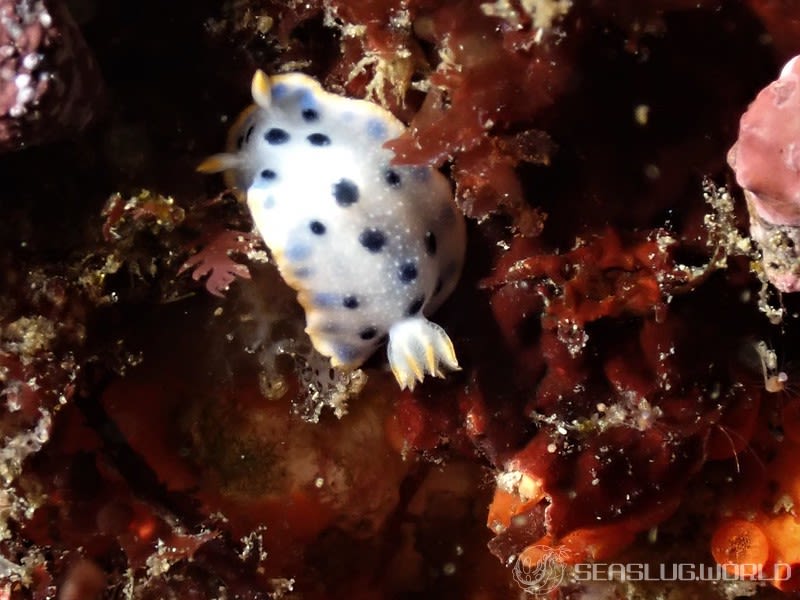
<box><xmin>196</xmin><ymin>153</ymin><xmax>240</xmax><ymax>174</ymax></box>
<box><xmin>251</xmin><ymin>70</ymin><xmax>272</xmax><ymax>110</ymax></box>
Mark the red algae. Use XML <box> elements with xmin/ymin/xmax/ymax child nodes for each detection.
<box><xmin>383</xmin><ymin>0</ymin><xmax>569</xmax><ymax>232</ymax></box>
<box><xmin>484</xmin><ymin>228</ymin><xmax>682</xmax><ymax>334</ymax></box>
<box><xmin>387</xmin><ymin>0</ymin><xmax>570</xmax><ymax>166</ymax></box>
<box><xmin>3</xmin><ymin>0</ymin><xmax>800</xmax><ymax>598</ymax></box>
<box><xmin>179</xmin><ymin>228</ymin><xmax>257</xmax><ymax>297</ymax></box>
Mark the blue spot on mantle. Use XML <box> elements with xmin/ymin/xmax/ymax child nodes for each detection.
<box><xmin>367</xmin><ymin>118</ymin><xmax>388</xmax><ymax>140</ymax></box>
<box><xmin>334</xmin><ymin>343</ymin><xmax>361</xmax><ymax>364</ymax></box>
<box><xmin>285</xmin><ymin>243</ymin><xmax>312</xmax><ymax>261</ymax></box>
<box><xmin>271</xmin><ymin>83</ymin><xmax>289</xmax><ymax>100</ymax></box>
<box><xmin>300</xmin><ymin>89</ymin><xmax>319</xmax><ymax>111</ymax></box>
<box><xmin>313</xmin><ymin>292</ymin><xmax>338</xmax><ymax>307</ymax></box>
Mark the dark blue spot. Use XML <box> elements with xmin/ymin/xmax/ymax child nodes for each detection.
<box><xmin>359</xmin><ymin>327</ymin><xmax>377</xmax><ymax>340</ymax></box>
<box><xmin>333</xmin><ymin>179</ymin><xmax>359</xmax><ymax>206</ymax></box>
<box><xmin>286</xmin><ymin>243</ymin><xmax>311</xmax><ymax>261</ymax></box>
<box><xmin>385</xmin><ymin>169</ymin><xmax>401</xmax><ymax>188</ymax></box>
<box><xmin>359</xmin><ymin>228</ymin><xmax>386</xmax><ymax>253</ymax></box>
<box><xmin>293</xmin><ymin>267</ymin><xmax>312</xmax><ymax>279</ymax></box>
<box><xmin>245</xmin><ymin>125</ymin><xmax>255</xmax><ymax>143</ymax></box>
<box><xmin>343</xmin><ymin>295</ymin><xmax>359</xmax><ymax>309</ymax></box>
<box><xmin>310</xmin><ymin>220</ymin><xmax>326</xmax><ymax>235</ymax></box>
<box><xmin>335</xmin><ymin>344</ymin><xmax>361</xmax><ymax>363</ymax></box>
<box><xmin>265</xmin><ymin>128</ymin><xmax>290</xmax><ymax>144</ymax></box>
<box><xmin>271</xmin><ymin>84</ymin><xmax>288</xmax><ymax>100</ymax></box>
<box><xmin>424</xmin><ymin>231</ymin><xmax>437</xmax><ymax>255</ymax></box>
<box><xmin>367</xmin><ymin>118</ymin><xmax>388</xmax><ymax>139</ymax></box>
<box><xmin>261</xmin><ymin>169</ymin><xmax>276</xmax><ymax>180</ymax></box>
<box><xmin>313</xmin><ymin>293</ymin><xmax>338</xmax><ymax>307</ymax></box>
<box><xmin>302</xmin><ymin>108</ymin><xmax>319</xmax><ymax>122</ymax></box>
<box><xmin>407</xmin><ymin>295</ymin><xmax>425</xmax><ymax>316</ymax></box>
<box><xmin>398</xmin><ymin>261</ymin><xmax>418</xmax><ymax>284</ymax></box>
<box><xmin>307</xmin><ymin>133</ymin><xmax>331</xmax><ymax>146</ymax></box>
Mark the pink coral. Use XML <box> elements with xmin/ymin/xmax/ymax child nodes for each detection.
<box><xmin>729</xmin><ymin>55</ymin><xmax>800</xmax><ymax>292</ymax></box>
<box><xmin>730</xmin><ymin>56</ymin><xmax>800</xmax><ymax>226</ymax></box>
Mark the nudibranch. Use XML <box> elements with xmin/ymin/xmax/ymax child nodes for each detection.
<box><xmin>198</xmin><ymin>71</ymin><xmax>466</xmax><ymax>389</ymax></box>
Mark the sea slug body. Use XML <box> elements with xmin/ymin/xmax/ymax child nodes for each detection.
<box><xmin>199</xmin><ymin>71</ymin><xmax>466</xmax><ymax>389</ymax></box>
